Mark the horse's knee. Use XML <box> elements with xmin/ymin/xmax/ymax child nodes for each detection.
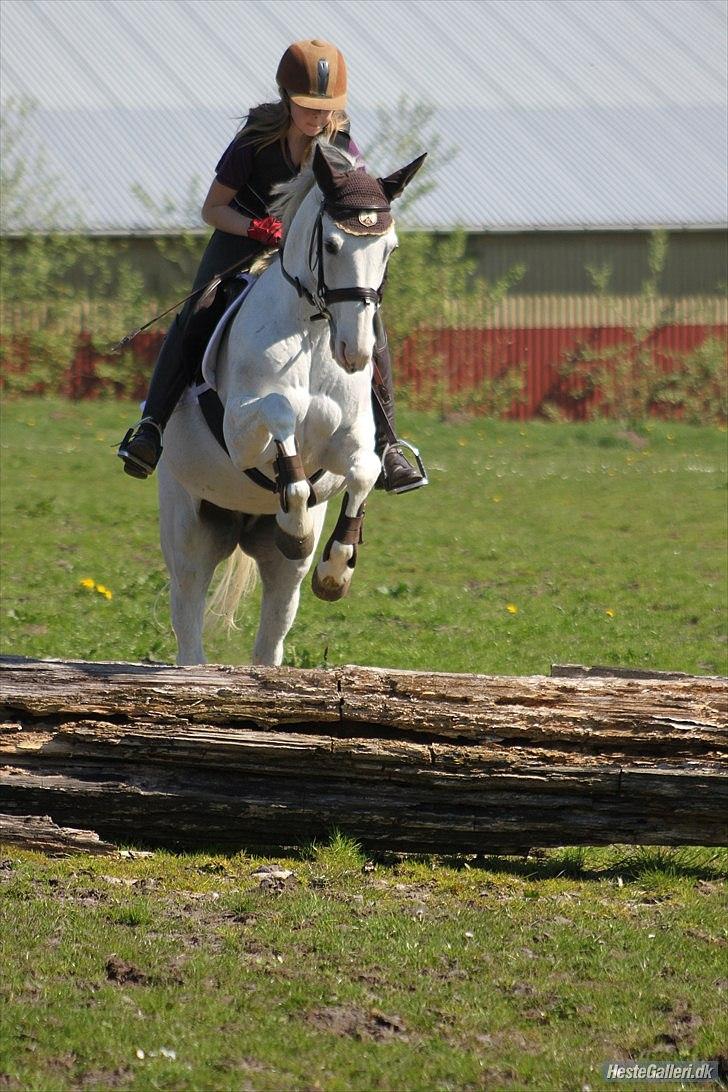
<box><xmin>260</xmin><ymin>392</ymin><xmax>297</xmax><ymax>436</ymax></box>
<box><xmin>346</xmin><ymin>452</ymin><xmax>381</xmax><ymax>506</ymax></box>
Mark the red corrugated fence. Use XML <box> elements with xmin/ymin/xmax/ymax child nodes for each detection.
<box><xmin>399</xmin><ymin>323</ymin><xmax>727</xmax><ymax>420</ymax></box>
<box><xmin>2</xmin><ymin>321</ymin><xmax>726</xmax><ymax>420</ymax></box>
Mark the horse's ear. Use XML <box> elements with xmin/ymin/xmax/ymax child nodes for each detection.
<box><xmin>313</xmin><ymin>144</ymin><xmax>344</xmax><ymax>198</ymax></box>
<box><xmin>379</xmin><ymin>153</ymin><xmax>428</xmax><ymax>202</ymax></box>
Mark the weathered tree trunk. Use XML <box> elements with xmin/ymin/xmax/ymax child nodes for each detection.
<box><xmin>1</xmin><ymin>655</ymin><xmax>726</xmax><ymax>854</ymax></box>
<box><xmin>0</xmin><ymin>813</ymin><xmax>118</xmax><ymax>855</ymax></box>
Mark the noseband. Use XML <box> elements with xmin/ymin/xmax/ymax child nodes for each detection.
<box><xmin>279</xmin><ymin>203</ymin><xmax>387</xmax><ymax>323</ymax></box>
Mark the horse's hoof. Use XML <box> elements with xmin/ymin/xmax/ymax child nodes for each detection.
<box><xmin>274</xmin><ymin>524</ymin><xmax>314</xmax><ymax>560</ymax></box>
<box><xmin>312</xmin><ymin>566</ymin><xmax>351</xmax><ymax>602</ymax></box>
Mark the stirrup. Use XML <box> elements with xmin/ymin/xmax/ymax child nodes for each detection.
<box><xmin>117</xmin><ymin>417</ymin><xmax>163</xmax><ymax>479</ymax></box>
<box><xmin>381</xmin><ymin>439</ymin><xmax>429</xmax><ymax>494</ymax></box>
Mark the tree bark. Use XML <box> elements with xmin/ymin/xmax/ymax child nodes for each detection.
<box><xmin>1</xmin><ymin>655</ymin><xmax>726</xmax><ymax>854</ymax></box>
<box><xmin>0</xmin><ymin>813</ymin><xmax>118</xmax><ymax>856</ymax></box>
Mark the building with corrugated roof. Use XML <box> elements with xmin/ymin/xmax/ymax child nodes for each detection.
<box><xmin>2</xmin><ymin>0</ymin><xmax>726</xmax><ymax>294</ymax></box>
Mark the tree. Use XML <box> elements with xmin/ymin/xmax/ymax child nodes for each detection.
<box><xmin>362</xmin><ymin>94</ymin><xmax>458</xmax><ymax>222</ymax></box>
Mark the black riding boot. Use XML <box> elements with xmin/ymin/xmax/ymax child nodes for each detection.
<box><xmin>372</xmin><ymin>323</ymin><xmax>427</xmax><ymax>494</ymax></box>
<box><xmin>118</xmin><ymin>288</ymin><xmax>227</xmax><ymax>479</ymax></box>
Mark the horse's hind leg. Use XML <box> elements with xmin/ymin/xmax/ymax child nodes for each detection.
<box><xmin>241</xmin><ymin>505</ymin><xmax>328</xmax><ymax>665</ymax></box>
<box><xmin>158</xmin><ymin>464</ymin><xmax>238</xmax><ymax>665</ymax></box>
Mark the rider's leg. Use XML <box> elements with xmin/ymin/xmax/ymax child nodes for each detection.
<box><xmin>371</xmin><ymin>320</ymin><xmax>426</xmax><ymax>493</ymax></box>
<box><xmin>118</xmin><ymin>287</ymin><xmax>227</xmax><ymax>479</ymax></box>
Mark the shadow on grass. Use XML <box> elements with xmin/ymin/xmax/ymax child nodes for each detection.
<box><xmin>116</xmin><ymin>837</ymin><xmax>728</xmax><ymax>883</ymax></box>
<box><xmin>434</xmin><ymin>845</ymin><xmax>728</xmax><ymax>882</ymax></box>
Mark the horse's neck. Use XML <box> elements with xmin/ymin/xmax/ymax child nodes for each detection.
<box><xmin>216</xmin><ymin>260</ymin><xmax>327</xmax><ymax>397</ymax></box>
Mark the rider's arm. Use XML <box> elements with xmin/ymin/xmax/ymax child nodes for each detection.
<box><xmin>201</xmin><ymin>180</ymin><xmax>251</xmax><ymax>235</ymax></box>
<box><xmin>202</xmin><ymin>132</ymin><xmax>258</xmax><ymax>235</ymax></box>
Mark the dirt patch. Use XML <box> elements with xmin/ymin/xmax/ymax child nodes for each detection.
<box><xmin>506</xmin><ymin>981</ymin><xmax>537</xmax><ymax>998</ymax></box>
<box><xmin>104</xmin><ymin>957</ymin><xmax>148</xmax><ymax>986</ymax></box>
<box><xmin>665</xmin><ymin>1000</ymin><xmax>703</xmax><ymax>1046</ymax></box>
<box><xmin>306</xmin><ymin>1005</ymin><xmax>408</xmax><ymax>1042</ymax></box>
<box><xmin>650</xmin><ymin>1000</ymin><xmax>703</xmax><ymax>1053</ymax></box>
<box><xmin>74</xmin><ymin>1066</ymin><xmax>132</xmax><ymax>1089</ymax></box>
<box><xmin>474</xmin><ymin>1030</ymin><xmax>542</xmax><ymax>1055</ymax></box>
<box><xmin>352</xmin><ymin>967</ymin><xmax>387</xmax><ymax>989</ymax></box>
<box><xmin>685</xmin><ymin>927</ymin><xmax>727</xmax><ymax>946</ymax></box>
<box><xmin>435</xmin><ymin>955</ymin><xmax>470</xmax><ymax>982</ymax></box>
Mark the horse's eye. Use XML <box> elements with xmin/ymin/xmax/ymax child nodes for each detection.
<box><xmin>325</xmin><ymin>240</ymin><xmax>339</xmax><ymax>255</ymax></box>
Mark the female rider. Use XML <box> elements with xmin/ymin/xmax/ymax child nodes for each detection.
<box><xmin>118</xmin><ymin>38</ymin><xmax>425</xmax><ymax>493</ymax></box>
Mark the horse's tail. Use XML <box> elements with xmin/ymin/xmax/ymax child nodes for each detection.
<box><xmin>205</xmin><ymin>548</ymin><xmax>258</xmax><ymax>632</ymax></box>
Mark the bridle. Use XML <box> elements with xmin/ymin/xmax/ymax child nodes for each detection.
<box><xmin>279</xmin><ymin>201</ymin><xmax>388</xmax><ymax>323</ymax></box>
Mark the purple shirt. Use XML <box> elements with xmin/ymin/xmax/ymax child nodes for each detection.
<box><xmin>214</xmin><ymin>128</ymin><xmax>364</xmax><ymax>219</ymax></box>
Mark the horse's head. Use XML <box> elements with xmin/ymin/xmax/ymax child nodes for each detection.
<box><xmin>280</xmin><ymin>145</ymin><xmax>426</xmax><ymax>373</ymax></box>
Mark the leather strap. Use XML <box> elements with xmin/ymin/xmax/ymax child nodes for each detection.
<box><xmin>275</xmin><ymin>445</ymin><xmax>307</xmax><ymax>511</ymax></box>
<box><xmin>322</xmin><ymin>492</ymin><xmax>366</xmax><ymax>565</ymax></box>
<box><xmin>197</xmin><ymin>387</ymin><xmax>324</xmax><ymax>503</ymax></box>
<box><xmin>279</xmin><ymin>203</ymin><xmax>386</xmax><ymax>322</ymax></box>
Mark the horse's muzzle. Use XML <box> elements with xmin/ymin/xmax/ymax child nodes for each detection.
<box><xmin>335</xmin><ymin>341</ymin><xmax>371</xmax><ymax>373</ymax></box>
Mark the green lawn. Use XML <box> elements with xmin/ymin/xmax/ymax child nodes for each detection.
<box><xmin>1</xmin><ymin>398</ymin><xmax>727</xmax><ymax>1090</ymax></box>
<box><xmin>1</xmin><ymin>841</ymin><xmax>726</xmax><ymax>1092</ymax></box>
<box><xmin>0</xmin><ymin>398</ymin><xmax>726</xmax><ymax>675</ymax></box>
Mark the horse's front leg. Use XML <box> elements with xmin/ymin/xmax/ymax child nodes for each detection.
<box><xmin>226</xmin><ymin>392</ymin><xmax>315</xmax><ymax>560</ymax></box>
<box><xmin>272</xmin><ymin>439</ymin><xmax>318</xmax><ymax>561</ymax></box>
<box><xmin>312</xmin><ymin>444</ymin><xmax>381</xmax><ymax>602</ymax></box>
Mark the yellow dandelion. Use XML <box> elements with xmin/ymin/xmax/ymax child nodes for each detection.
<box><xmin>605</xmin><ymin>608</ymin><xmax>615</xmax><ymax>617</ymax></box>
<box><xmin>80</xmin><ymin>578</ymin><xmax>96</xmax><ymax>590</ymax></box>
<box><xmin>96</xmin><ymin>584</ymin><xmax>113</xmax><ymax>600</ymax></box>
<box><xmin>506</xmin><ymin>603</ymin><xmax>519</xmax><ymax>614</ymax></box>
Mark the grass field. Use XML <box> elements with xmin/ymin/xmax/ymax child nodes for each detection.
<box><xmin>1</xmin><ymin>398</ymin><xmax>727</xmax><ymax>1090</ymax></box>
<box><xmin>1</xmin><ymin>842</ymin><xmax>727</xmax><ymax>1091</ymax></box>
<box><xmin>1</xmin><ymin>398</ymin><xmax>726</xmax><ymax>674</ymax></box>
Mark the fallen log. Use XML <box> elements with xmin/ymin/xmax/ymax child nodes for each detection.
<box><xmin>0</xmin><ymin>813</ymin><xmax>118</xmax><ymax>856</ymax></box>
<box><xmin>1</xmin><ymin>655</ymin><xmax>726</xmax><ymax>854</ymax></box>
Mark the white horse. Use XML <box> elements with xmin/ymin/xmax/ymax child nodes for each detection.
<box><xmin>157</xmin><ymin>144</ymin><xmax>425</xmax><ymax>666</ymax></box>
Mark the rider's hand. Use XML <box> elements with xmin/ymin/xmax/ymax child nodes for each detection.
<box><xmin>247</xmin><ymin>216</ymin><xmax>283</xmax><ymax>247</ymax></box>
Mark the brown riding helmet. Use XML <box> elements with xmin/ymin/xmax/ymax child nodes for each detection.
<box><xmin>276</xmin><ymin>39</ymin><xmax>347</xmax><ymax>111</ymax></box>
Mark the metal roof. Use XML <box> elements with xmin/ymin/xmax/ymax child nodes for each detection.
<box><xmin>1</xmin><ymin>0</ymin><xmax>726</xmax><ymax>233</ymax></box>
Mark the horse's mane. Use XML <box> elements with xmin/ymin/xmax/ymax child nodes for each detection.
<box><xmin>270</xmin><ymin>141</ymin><xmax>359</xmax><ymax>231</ymax></box>
<box><xmin>249</xmin><ymin>142</ymin><xmax>358</xmax><ymax>276</ymax></box>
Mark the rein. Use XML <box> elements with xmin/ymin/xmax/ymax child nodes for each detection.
<box><xmin>108</xmin><ymin>255</ymin><xmax>254</xmax><ymax>354</ymax></box>
<box><xmin>279</xmin><ymin>202</ymin><xmax>386</xmax><ymax>322</ymax></box>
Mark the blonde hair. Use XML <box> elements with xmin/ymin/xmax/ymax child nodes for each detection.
<box><xmin>237</xmin><ymin>92</ymin><xmax>349</xmax><ymax>163</ymax></box>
